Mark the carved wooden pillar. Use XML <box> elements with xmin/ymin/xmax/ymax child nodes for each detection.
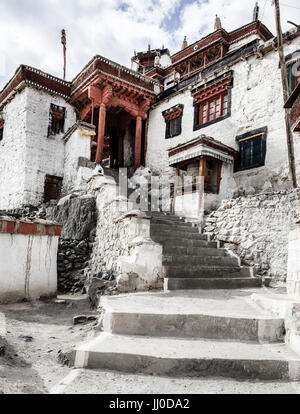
<box><xmin>96</xmin><ymin>103</ymin><xmax>106</xmax><ymax>164</ymax></box>
<box><xmin>134</xmin><ymin>115</ymin><xmax>142</xmax><ymax>171</ymax></box>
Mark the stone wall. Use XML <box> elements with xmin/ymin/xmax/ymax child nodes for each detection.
<box><xmin>203</xmin><ymin>189</ymin><xmax>300</xmax><ymax>282</ymax></box>
<box><xmin>57</xmin><ymin>238</ymin><xmax>94</xmax><ymax>294</ymax></box>
<box><xmin>50</xmin><ymin>193</ymin><xmax>97</xmax><ymax>293</ymax></box>
<box><xmin>86</xmin><ymin>176</ymin><xmax>164</xmax><ymax>292</ymax></box>
<box><xmin>51</xmin><ymin>193</ymin><xmax>97</xmax><ymax>240</ymax></box>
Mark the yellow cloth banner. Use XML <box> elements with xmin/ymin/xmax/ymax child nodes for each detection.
<box><xmin>80</xmin><ymin>129</ymin><xmax>96</xmax><ymax>137</ymax></box>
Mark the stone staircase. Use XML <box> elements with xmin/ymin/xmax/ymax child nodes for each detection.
<box><xmin>73</xmin><ymin>208</ymin><xmax>300</xmax><ymax>382</ymax></box>
<box><xmin>148</xmin><ymin>211</ymin><xmax>262</xmax><ymax>290</ymax></box>
<box><xmin>74</xmin><ymin>290</ymin><xmax>300</xmax><ymax>380</ymax></box>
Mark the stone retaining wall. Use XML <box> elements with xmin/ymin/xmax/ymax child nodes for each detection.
<box><xmin>86</xmin><ymin>177</ymin><xmax>165</xmax><ymax>292</ymax></box>
<box><xmin>57</xmin><ymin>238</ymin><xmax>94</xmax><ymax>294</ymax></box>
<box><xmin>204</xmin><ymin>189</ymin><xmax>300</xmax><ymax>281</ymax></box>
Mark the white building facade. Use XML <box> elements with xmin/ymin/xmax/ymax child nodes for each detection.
<box><xmin>0</xmin><ymin>20</ymin><xmax>299</xmax><ymax>218</ymax></box>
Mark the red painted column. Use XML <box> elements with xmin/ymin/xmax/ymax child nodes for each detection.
<box><xmin>134</xmin><ymin>116</ymin><xmax>142</xmax><ymax>171</ymax></box>
<box><xmin>96</xmin><ymin>103</ymin><xmax>106</xmax><ymax>164</ymax></box>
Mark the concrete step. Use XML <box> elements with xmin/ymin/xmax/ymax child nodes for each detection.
<box><xmin>165</xmin><ymin>277</ymin><xmax>263</xmax><ymax>290</ymax></box>
<box><xmin>163</xmin><ymin>255</ymin><xmax>239</xmax><ymax>267</ymax></box>
<box><xmin>74</xmin><ymin>333</ymin><xmax>300</xmax><ymax>380</ymax></box>
<box><xmin>165</xmin><ymin>266</ymin><xmax>251</xmax><ymax>279</ymax></box>
<box><xmin>152</xmin><ymin>237</ymin><xmax>218</xmax><ymax>248</ymax></box>
<box><xmin>162</xmin><ymin>245</ymin><xmax>227</xmax><ymax>256</ymax></box>
<box><xmin>103</xmin><ymin>312</ymin><xmax>284</xmax><ymax>343</ymax></box>
<box><xmin>101</xmin><ymin>295</ymin><xmax>285</xmax><ymax>342</ymax></box>
<box><xmin>151</xmin><ymin>230</ymin><xmax>208</xmax><ymax>241</ymax></box>
<box><xmin>151</xmin><ymin>224</ymin><xmax>199</xmax><ymax>234</ymax></box>
<box><xmin>146</xmin><ymin>212</ymin><xmax>184</xmax><ymax>221</ymax></box>
<box><xmin>151</xmin><ymin>218</ymin><xmax>192</xmax><ymax>227</ymax></box>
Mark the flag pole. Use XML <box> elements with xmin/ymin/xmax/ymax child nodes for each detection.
<box><xmin>61</xmin><ymin>29</ymin><xmax>67</xmax><ymax>80</ymax></box>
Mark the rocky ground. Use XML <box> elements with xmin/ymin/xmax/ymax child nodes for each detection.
<box><xmin>0</xmin><ymin>294</ymin><xmax>300</xmax><ymax>394</ymax></box>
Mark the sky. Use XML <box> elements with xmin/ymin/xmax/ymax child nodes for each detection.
<box><xmin>0</xmin><ymin>0</ymin><xmax>299</xmax><ymax>90</ymax></box>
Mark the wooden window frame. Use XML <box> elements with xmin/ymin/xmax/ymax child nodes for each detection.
<box><xmin>166</xmin><ymin>116</ymin><xmax>182</xmax><ymax>139</ymax></box>
<box><xmin>192</xmin><ymin>71</ymin><xmax>233</xmax><ymax>131</ymax></box>
<box><xmin>44</xmin><ymin>174</ymin><xmax>63</xmax><ymax>203</ymax></box>
<box><xmin>234</xmin><ymin>127</ymin><xmax>268</xmax><ymax>172</ymax></box>
<box><xmin>194</xmin><ymin>88</ymin><xmax>231</xmax><ymax>131</ymax></box>
<box><xmin>48</xmin><ymin>104</ymin><xmax>66</xmax><ymax>137</ymax></box>
<box><xmin>163</xmin><ymin>105</ymin><xmax>184</xmax><ymax>139</ymax></box>
<box><xmin>198</xmin><ymin>92</ymin><xmax>228</xmax><ymax>125</ymax></box>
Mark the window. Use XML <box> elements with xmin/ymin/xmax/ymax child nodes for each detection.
<box><xmin>163</xmin><ymin>104</ymin><xmax>183</xmax><ymax>139</ymax></box>
<box><xmin>166</xmin><ymin>117</ymin><xmax>182</xmax><ymax>138</ymax></box>
<box><xmin>286</xmin><ymin>51</ymin><xmax>300</xmax><ymax>93</ymax></box>
<box><xmin>44</xmin><ymin>175</ymin><xmax>63</xmax><ymax>202</ymax></box>
<box><xmin>192</xmin><ymin>72</ymin><xmax>232</xmax><ymax>131</ymax></box>
<box><xmin>234</xmin><ymin>127</ymin><xmax>267</xmax><ymax>172</ymax></box>
<box><xmin>198</xmin><ymin>93</ymin><xmax>228</xmax><ymax>125</ymax></box>
<box><xmin>48</xmin><ymin>104</ymin><xmax>66</xmax><ymax>136</ymax></box>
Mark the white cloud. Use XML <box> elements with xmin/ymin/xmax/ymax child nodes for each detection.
<box><xmin>0</xmin><ymin>0</ymin><xmax>299</xmax><ymax>90</ymax></box>
<box><xmin>174</xmin><ymin>0</ymin><xmax>300</xmax><ymax>46</ymax></box>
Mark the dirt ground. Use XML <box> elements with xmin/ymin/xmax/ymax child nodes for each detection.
<box><xmin>0</xmin><ymin>294</ymin><xmax>98</xmax><ymax>394</ymax></box>
<box><xmin>0</xmin><ymin>295</ymin><xmax>300</xmax><ymax>395</ymax></box>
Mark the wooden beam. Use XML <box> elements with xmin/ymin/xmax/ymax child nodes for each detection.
<box><xmin>80</xmin><ymin>103</ymin><xmax>93</xmax><ymax>121</ymax></box>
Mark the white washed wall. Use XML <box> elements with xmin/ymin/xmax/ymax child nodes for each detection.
<box><xmin>24</xmin><ymin>88</ymin><xmax>77</xmax><ymax>206</ymax></box>
<box><xmin>146</xmin><ymin>39</ymin><xmax>300</xmax><ymax>210</ymax></box>
<box><xmin>0</xmin><ymin>90</ymin><xmax>27</xmax><ymax>209</ymax></box>
<box><xmin>0</xmin><ymin>232</ymin><xmax>58</xmax><ymax>303</ymax></box>
<box><xmin>228</xmin><ymin>33</ymin><xmax>262</xmax><ymax>52</ymax></box>
<box><xmin>63</xmin><ymin>129</ymin><xmax>91</xmax><ymax>194</ymax></box>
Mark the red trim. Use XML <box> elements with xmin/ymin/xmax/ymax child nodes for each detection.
<box><xmin>193</xmin><ymin>75</ymin><xmax>232</xmax><ymax>104</ymax></box>
<box><xmin>163</xmin><ymin>107</ymin><xmax>183</xmax><ymax>121</ymax></box>
<box><xmin>51</xmin><ymin>109</ymin><xmax>65</xmax><ymax>120</ymax></box>
<box><xmin>71</xmin><ymin>57</ymin><xmax>157</xmax><ymax>96</ymax></box>
<box><xmin>0</xmin><ymin>66</ymin><xmax>71</xmax><ymax>107</ymax></box>
<box><xmin>0</xmin><ymin>219</ymin><xmax>62</xmax><ymax>236</ymax></box>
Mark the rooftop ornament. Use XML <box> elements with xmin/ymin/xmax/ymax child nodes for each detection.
<box><xmin>214</xmin><ymin>14</ymin><xmax>222</xmax><ymax>31</ymax></box>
